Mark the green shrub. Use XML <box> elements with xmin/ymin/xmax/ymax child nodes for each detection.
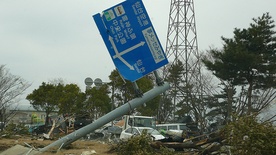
<box><xmin>223</xmin><ymin>114</ymin><xmax>276</xmax><ymax>155</ymax></box>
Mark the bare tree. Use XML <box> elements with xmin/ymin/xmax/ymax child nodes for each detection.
<box><xmin>235</xmin><ymin>86</ymin><xmax>276</xmax><ymax>116</ymax></box>
<box><xmin>0</xmin><ymin>65</ymin><xmax>31</xmax><ymax>127</ymax></box>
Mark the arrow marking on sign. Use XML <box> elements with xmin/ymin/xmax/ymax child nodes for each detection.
<box><xmin>109</xmin><ymin>36</ymin><xmax>135</xmax><ymax>70</ymax></box>
<box><xmin>113</xmin><ymin>41</ymin><xmax>145</xmax><ymax>59</ymax></box>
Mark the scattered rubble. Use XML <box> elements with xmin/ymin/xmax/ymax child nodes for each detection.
<box><xmin>81</xmin><ymin>150</ymin><xmax>97</xmax><ymax>155</ymax></box>
<box><xmin>152</xmin><ymin>130</ymin><xmax>231</xmax><ymax>155</ymax></box>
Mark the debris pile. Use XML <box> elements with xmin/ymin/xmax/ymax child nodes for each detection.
<box><xmin>153</xmin><ymin>130</ymin><xmax>231</xmax><ymax>155</ymax></box>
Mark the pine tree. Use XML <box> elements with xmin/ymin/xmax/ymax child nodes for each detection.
<box><xmin>202</xmin><ymin>13</ymin><xmax>276</xmax><ymax>114</ymax></box>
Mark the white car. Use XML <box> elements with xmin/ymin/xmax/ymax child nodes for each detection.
<box><xmin>120</xmin><ymin>127</ymin><xmax>165</xmax><ymax>140</ymax></box>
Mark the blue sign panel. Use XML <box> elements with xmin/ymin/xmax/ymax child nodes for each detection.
<box><xmin>93</xmin><ymin>0</ymin><xmax>168</xmax><ymax>82</ymax></box>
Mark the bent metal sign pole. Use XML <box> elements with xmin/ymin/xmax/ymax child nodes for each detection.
<box><xmin>39</xmin><ymin>82</ymin><xmax>170</xmax><ymax>152</ymax></box>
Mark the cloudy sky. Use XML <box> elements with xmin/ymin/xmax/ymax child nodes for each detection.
<box><xmin>1</xmin><ymin>0</ymin><xmax>276</xmax><ymax>105</ymax></box>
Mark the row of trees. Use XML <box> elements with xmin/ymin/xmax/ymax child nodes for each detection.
<box><xmin>26</xmin><ymin>70</ymin><xmax>161</xmax><ymax>127</ymax></box>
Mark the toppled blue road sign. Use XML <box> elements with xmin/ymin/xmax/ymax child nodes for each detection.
<box><xmin>93</xmin><ymin>0</ymin><xmax>168</xmax><ymax>82</ymax></box>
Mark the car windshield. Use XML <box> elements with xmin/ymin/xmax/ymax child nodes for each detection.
<box><xmin>138</xmin><ymin>128</ymin><xmax>160</xmax><ymax>135</ymax></box>
<box><xmin>130</xmin><ymin>117</ymin><xmax>156</xmax><ymax>128</ymax></box>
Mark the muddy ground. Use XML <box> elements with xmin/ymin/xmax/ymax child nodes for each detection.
<box><xmin>0</xmin><ymin>135</ymin><xmax>116</xmax><ymax>155</ymax></box>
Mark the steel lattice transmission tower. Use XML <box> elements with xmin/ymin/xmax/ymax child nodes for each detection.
<box><xmin>163</xmin><ymin>0</ymin><xmax>202</xmax><ymax>119</ymax></box>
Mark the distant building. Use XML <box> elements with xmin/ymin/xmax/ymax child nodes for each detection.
<box><xmin>9</xmin><ymin>105</ymin><xmax>46</xmax><ymax>125</ymax></box>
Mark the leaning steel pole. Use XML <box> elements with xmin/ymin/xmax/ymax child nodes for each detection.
<box><xmin>39</xmin><ymin>82</ymin><xmax>170</xmax><ymax>152</ymax></box>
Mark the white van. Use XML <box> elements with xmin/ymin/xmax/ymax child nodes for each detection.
<box><xmin>156</xmin><ymin>123</ymin><xmax>190</xmax><ymax>134</ymax></box>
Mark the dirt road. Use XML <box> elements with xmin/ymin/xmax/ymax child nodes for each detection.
<box><xmin>0</xmin><ymin>136</ymin><xmax>116</xmax><ymax>155</ymax></box>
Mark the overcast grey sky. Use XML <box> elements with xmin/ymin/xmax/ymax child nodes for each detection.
<box><xmin>1</xmin><ymin>0</ymin><xmax>276</xmax><ymax>105</ymax></box>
